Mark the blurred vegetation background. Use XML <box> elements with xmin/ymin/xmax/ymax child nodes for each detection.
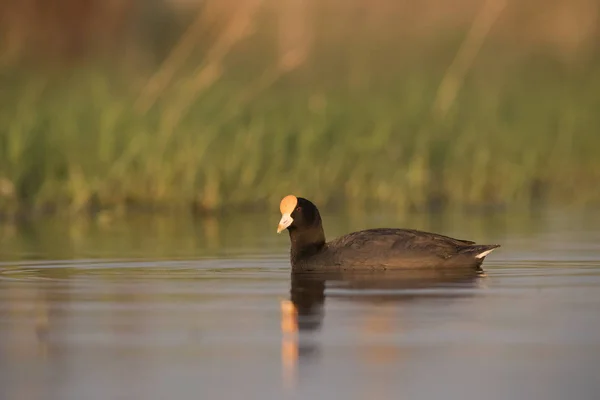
<box><xmin>0</xmin><ymin>0</ymin><xmax>599</xmax><ymax>219</ymax></box>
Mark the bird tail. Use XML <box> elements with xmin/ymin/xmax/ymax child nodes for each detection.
<box><xmin>462</xmin><ymin>244</ymin><xmax>500</xmax><ymax>259</ymax></box>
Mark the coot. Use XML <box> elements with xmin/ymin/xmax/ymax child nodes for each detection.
<box><xmin>277</xmin><ymin>195</ymin><xmax>499</xmax><ymax>271</ymax></box>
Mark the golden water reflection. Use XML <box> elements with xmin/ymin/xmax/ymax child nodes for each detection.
<box><xmin>280</xmin><ymin>269</ymin><xmax>483</xmax><ymax>391</ymax></box>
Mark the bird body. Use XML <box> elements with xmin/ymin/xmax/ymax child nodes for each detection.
<box><xmin>277</xmin><ymin>195</ymin><xmax>499</xmax><ymax>271</ymax></box>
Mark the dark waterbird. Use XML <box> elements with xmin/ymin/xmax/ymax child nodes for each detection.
<box><xmin>276</xmin><ymin>195</ymin><xmax>500</xmax><ymax>271</ymax></box>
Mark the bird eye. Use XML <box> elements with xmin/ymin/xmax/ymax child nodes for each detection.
<box><xmin>295</xmin><ymin>207</ymin><xmax>301</xmax><ymax>212</ymax></box>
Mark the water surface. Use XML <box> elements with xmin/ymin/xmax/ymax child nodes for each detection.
<box><xmin>1</xmin><ymin>209</ymin><xmax>599</xmax><ymax>400</ymax></box>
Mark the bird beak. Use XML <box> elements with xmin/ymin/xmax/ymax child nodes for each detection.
<box><xmin>277</xmin><ymin>213</ymin><xmax>293</xmax><ymax>233</ymax></box>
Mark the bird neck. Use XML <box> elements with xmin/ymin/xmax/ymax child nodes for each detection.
<box><xmin>289</xmin><ymin>225</ymin><xmax>326</xmax><ymax>262</ymax></box>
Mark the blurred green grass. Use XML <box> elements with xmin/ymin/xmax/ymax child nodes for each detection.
<box><xmin>1</xmin><ymin>42</ymin><xmax>599</xmax><ymax>218</ymax></box>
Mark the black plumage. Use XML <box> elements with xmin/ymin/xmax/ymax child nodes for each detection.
<box><xmin>277</xmin><ymin>196</ymin><xmax>499</xmax><ymax>271</ymax></box>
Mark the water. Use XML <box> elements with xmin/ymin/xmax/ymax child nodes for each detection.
<box><xmin>1</xmin><ymin>209</ymin><xmax>599</xmax><ymax>400</ymax></box>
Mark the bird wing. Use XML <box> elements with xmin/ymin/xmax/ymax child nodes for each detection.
<box><xmin>327</xmin><ymin>228</ymin><xmax>476</xmax><ymax>261</ymax></box>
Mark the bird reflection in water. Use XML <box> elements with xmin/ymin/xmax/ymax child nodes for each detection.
<box><xmin>280</xmin><ymin>268</ymin><xmax>485</xmax><ymax>389</ymax></box>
